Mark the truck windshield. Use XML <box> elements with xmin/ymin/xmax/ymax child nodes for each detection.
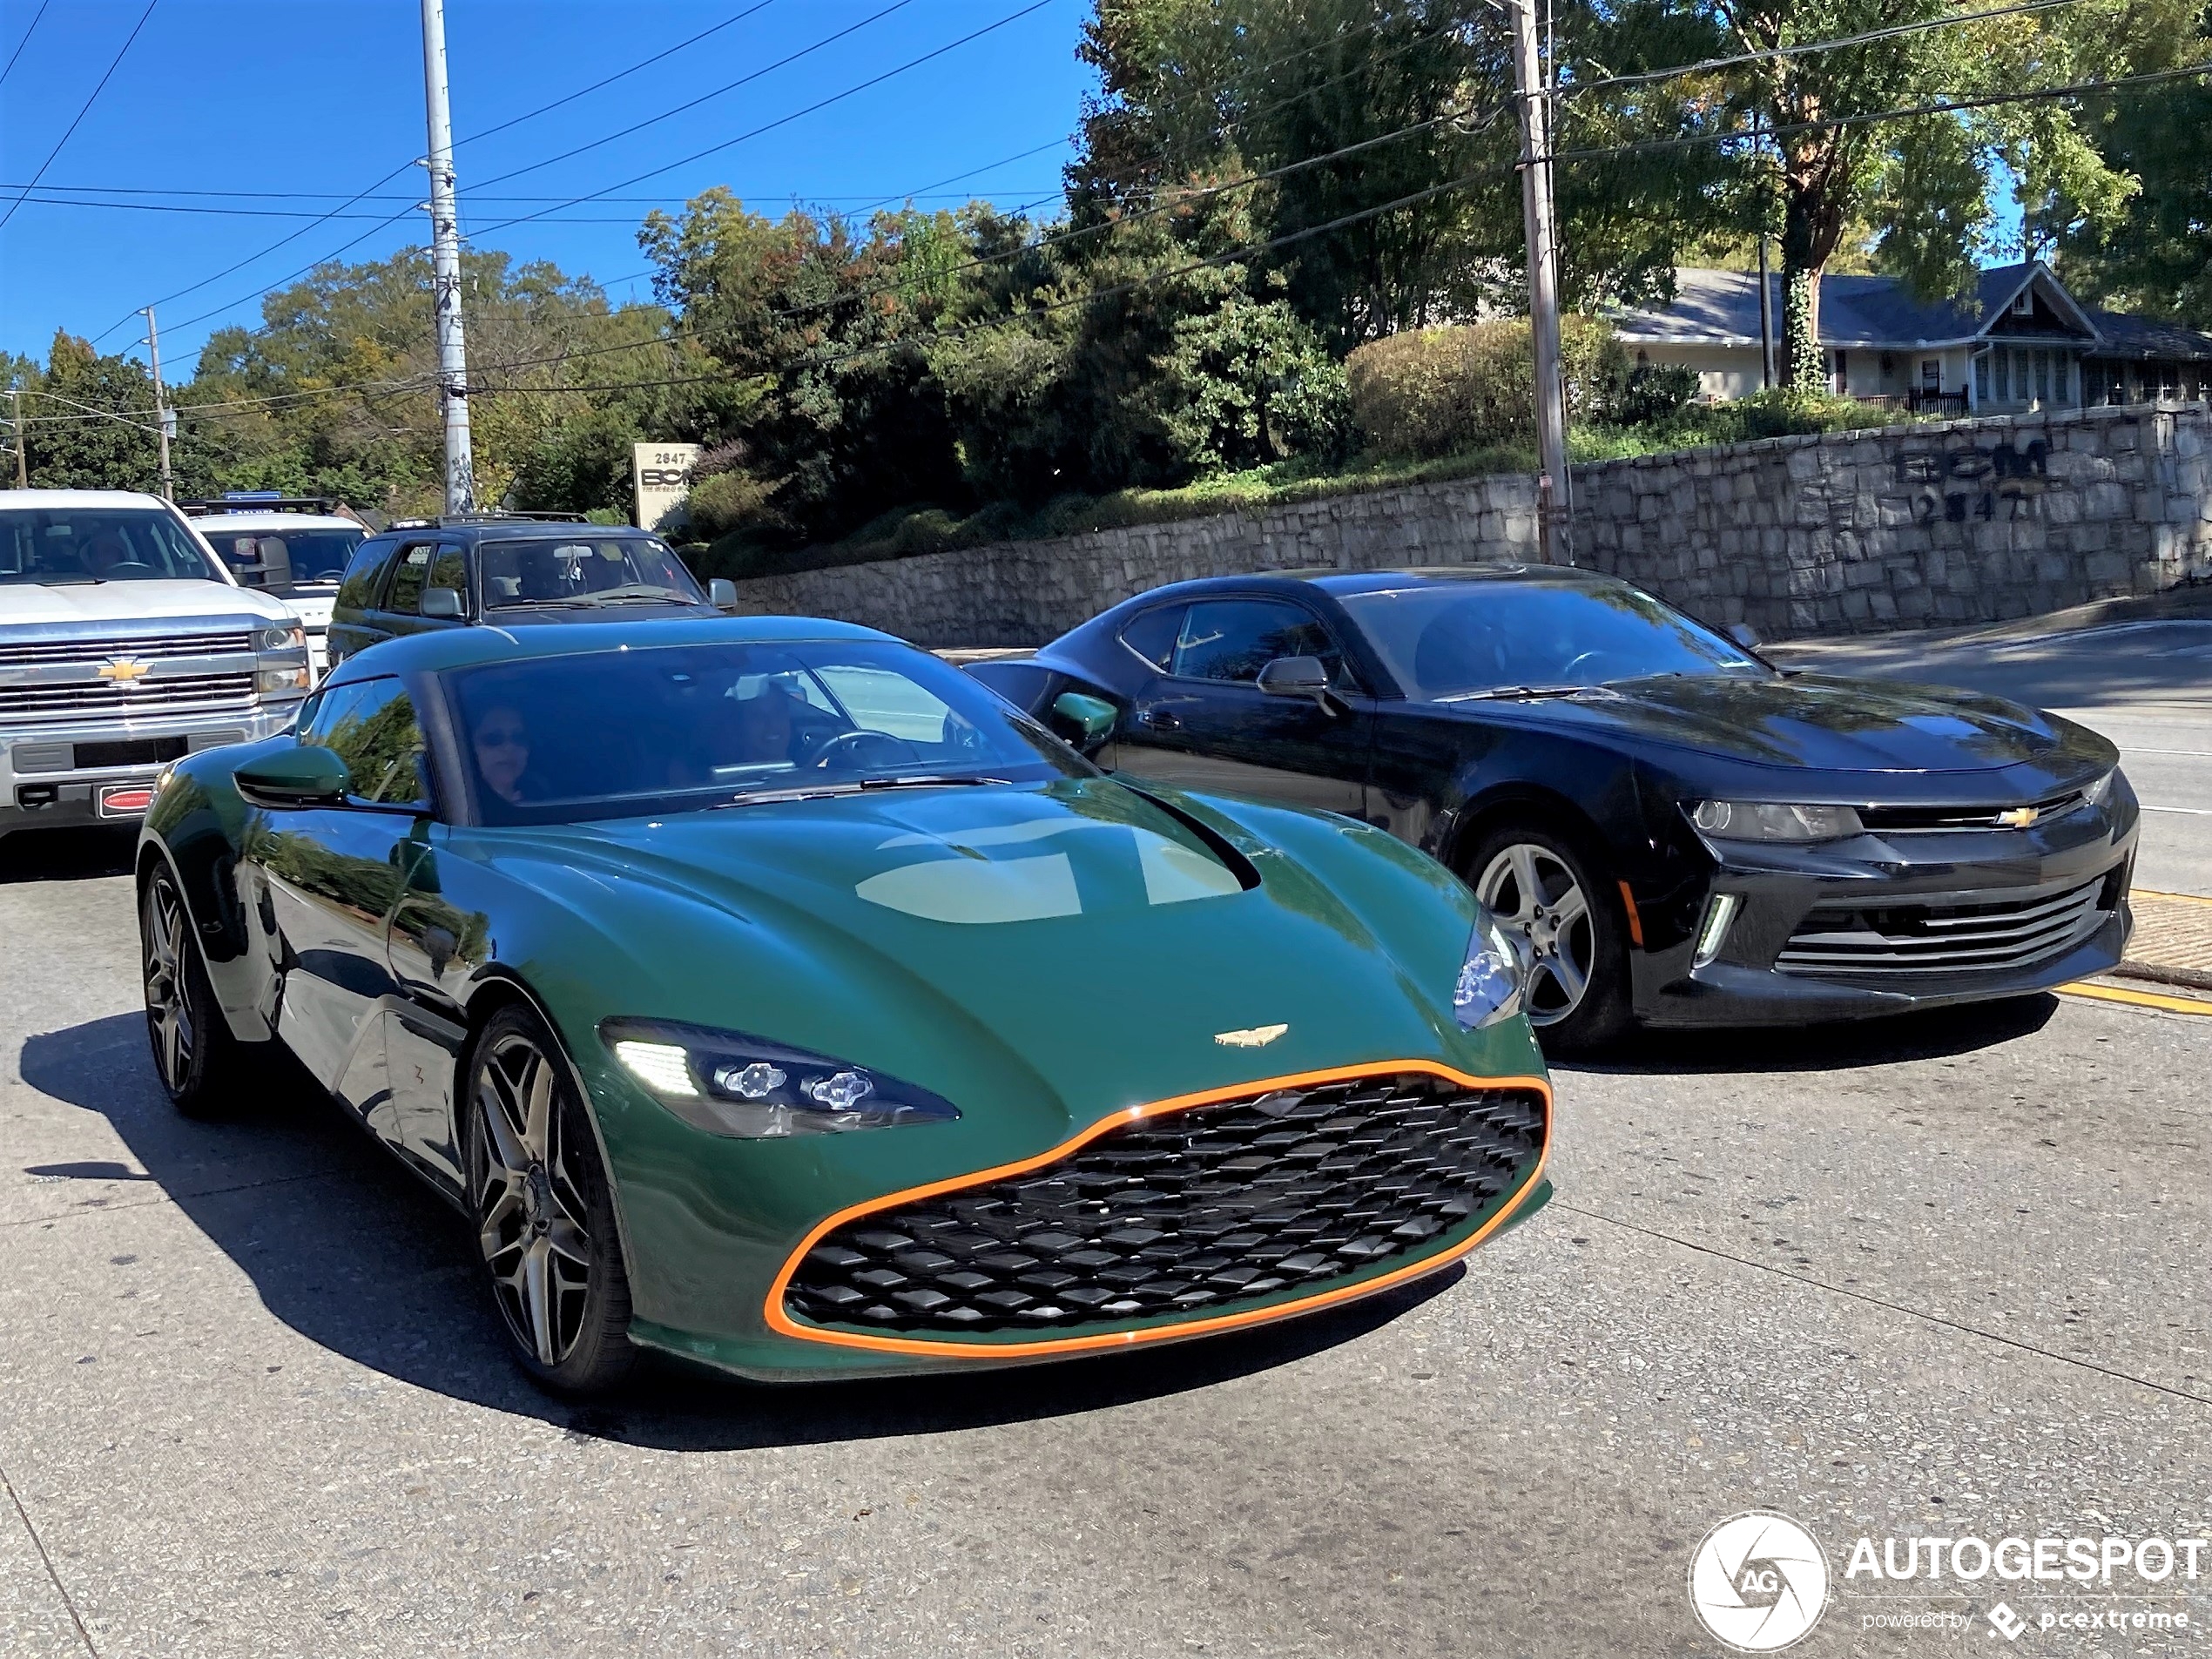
<box><xmin>197</xmin><ymin>526</ymin><xmax>363</xmax><ymax>586</ymax></box>
<box><xmin>0</xmin><ymin>508</ymin><xmax>225</xmax><ymax>585</ymax></box>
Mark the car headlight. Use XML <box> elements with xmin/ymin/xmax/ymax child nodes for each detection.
<box><xmin>598</xmin><ymin>1018</ymin><xmax>961</xmax><ymax>1138</ymax></box>
<box><xmin>253</xmin><ymin>624</ymin><xmax>307</xmax><ymax>653</ymax></box>
<box><xmin>1689</xmin><ymin>800</ymin><xmax>1863</xmax><ymax>842</ymax></box>
<box><xmin>2081</xmin><ymin>768</ymin><xmax>2118</xmax><ymax>807</ymax></box>
<box><xmin>254</xmin><ymin>624</ymin><xmax>311</xmax><ymax>697</ymax></box>
<box><xmin>1453</xmin><ymin>914</ymin><xmax>1527</xmax><ymax>1030</ymax></box>
<box><xmin>255</xmin><ymin>665</ymin><xmax>312</xmax><ymax>696</ymax></box>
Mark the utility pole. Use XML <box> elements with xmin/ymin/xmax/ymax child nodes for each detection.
<box><xmin>8</xmin><ymin>388</ymin><xmax>26</xmax><ymax>489</ymax></box>
<box><xmin>1511</xmin><ymin>0</ymin><xmax>1570</xmax><ymax>565</ymax></box>
<box><xmin>142</xmin><ymin>305</ymin><xmax>175</xmax><ymax>500</ymax></box>
<box><xmin>420</xmin><ymin>0</ymin><xmax>474</xmax><ymax>515</ymax></box>
<box><xmin>1754</xmin><ymin>115</ymin><xmax>1775</xmax><ymax>390</ymax></box>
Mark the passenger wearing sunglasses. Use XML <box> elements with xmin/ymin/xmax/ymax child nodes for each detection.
<box><xmin>471</xmin><ymin>705</ymin><xmax>535</xmax><ymax>805</ymax></box>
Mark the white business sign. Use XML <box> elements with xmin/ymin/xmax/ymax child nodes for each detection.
<box><xmin>632</xmin><ymin>442</ymin><xmax>701</xmax><ymax>533</ymax></box>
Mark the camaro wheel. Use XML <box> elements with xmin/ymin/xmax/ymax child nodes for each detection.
<box><xmin>1468</xmin><ymin>826</ymin><xmax>1629</xmax><ymax>1051</ymax></box>
<box><xmin>465</xmin><ymin>1005</ymin><xmax>633</xmax><ymax>1394</ymax></box>
<box><xmin>141</xmin><ymin>866</ymin><xmax>246</xmax><ymax>1116</ymax></box>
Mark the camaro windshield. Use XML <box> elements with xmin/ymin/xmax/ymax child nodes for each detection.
<box><xmin>1339</xmin><ymin>579</ymin><xmax>1769</xmax><ymax>700</ymax></box>
<box><xmin>477</xmin><ymin>536</ymin><xmax>704</xmax><ymax>608</ymax></box>
<box><xmin>449</xmin><ymin>638</ymin><xmax>1093</xmax><ymax>825</ymax></box>
<box><xmin>0</xmin><ymin>508</ymin><xmax>226</xmax><ymax>584</ymax></box>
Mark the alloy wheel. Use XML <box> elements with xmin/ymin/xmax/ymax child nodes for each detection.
<box><xmin>474</xmin><ymin>1032</ymin><xmax>595</xmax><ymax>1367</ymax></box>
<box><xmin>1476</xmin><ymin>842</ymin><xmax>1595</xmax><ymax>1028</ymax></box>
<box><xmin>142</xmin><ymin>877</ymin><xmax>196</xmax><ymax>1092</ymax></box>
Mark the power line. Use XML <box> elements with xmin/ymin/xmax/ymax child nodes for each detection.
<box><xmin>0</xmin><ymin>0</ymin><xmax>53</xmax><ymax>91</ymax></box>
<box><xmin>10</xmin><ymin>189</ymin><xmax>1068</xmax><ymax>221</ymax></box>
<box><xmin>0</xmin><ymin>0</ymin><xmax>160</xmax><ymax>233</ymax></box>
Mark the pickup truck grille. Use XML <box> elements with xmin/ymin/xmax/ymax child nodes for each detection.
<box><xmin>0</xmin><ymin>631</ymin><xmax>254</xmax><ymax>668</ymax></box>
<box><xmin>0</xmin><ymin>672</ymin><xmax>257</xmax><ymax>724</ymax></box>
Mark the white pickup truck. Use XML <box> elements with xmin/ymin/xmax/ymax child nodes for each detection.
<box><xmin>1</xmin><ymin>489</ymin><xmax>313</xmax><ymax>840</ymax></box>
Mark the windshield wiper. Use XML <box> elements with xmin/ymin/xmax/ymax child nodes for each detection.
<box><xmin>489</xmin><ymin>597</ymin><xmax>598</xmax><ymax>610</ymax></box>
<box><xmin>1437</xmin><ymin>685</ymin><xmax>1593</xmax><ymax>703</ymax></box>
<box><xmin>712</xmin><ymin>774</ymin><xmax>1011</xmax><ymax>809</ymax></box>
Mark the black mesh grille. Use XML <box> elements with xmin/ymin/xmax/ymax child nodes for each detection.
<box><xmin>783</xmin><ymin>1073</ymin><xmax>1545</xmax><ymax>1339</ymax></box>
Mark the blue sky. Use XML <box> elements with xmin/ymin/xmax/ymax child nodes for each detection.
<box><xmin>0</xmin><ymin>0</ymin><xmax>1096</xmax><ymax>375</ymax></box>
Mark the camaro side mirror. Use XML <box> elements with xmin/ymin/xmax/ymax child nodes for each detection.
<box><xmin>709</xmin><ymin>577</ymin><xmax>738</xmax><ymax>609</ymax></box>
<box><xmin>421</xmin><ymin>586</ymin><xmax>465</xmax><ymax>620</ymax></box>
<box><xmin>1257</xmin><ymin>655</ymin><xmax>1332</xmax><ymax>704</ymax></box>
<box><xmin>1049</xmin><ymin>691</ymin><xmax>1118</xmax><ymax>752</ymax></box>
<box><xmin>235</xmin><ymin>745</ymin><xmax>352</xmax><ymax>809</ymax></box>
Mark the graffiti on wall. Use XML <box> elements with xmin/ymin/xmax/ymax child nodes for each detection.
<box><xmin>1896</xmin><ymin>440</ymin><xmax>2050</xmax><ymax>523</ymax></box>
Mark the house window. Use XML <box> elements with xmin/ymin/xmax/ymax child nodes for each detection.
<box><xmin>1920</xmin><ymin>359</ymin><xmax>1941</xmax><ymax>391</ymax></box>
<box><xmin>1835</xmin><ymin>350</ymin><xmax>1848</xmax><ymax>394</ymax></box>
<box><xmin>2054</xmin><ymin>354</ymin><xmax>2071</xmax><ymax>403</ymax></box>
<box><xmin>2035</xmin><ymin>350</ymin><xmax>2051</xmax><ymax>404</ymax></box>
<box><xmin>2011</xmin><ymin>289</ymin><xmax>2035</xmax><ymax>318</ymax></box>
<box><xmin>1996</xmin><ymin>350</ymin><xmax>2010</xmax><ymax>401</ymax></box>
<box><xmin>1975</xmin><ymin>353</ymin><xmax>1991</xmax><ymax>402</ymax></box>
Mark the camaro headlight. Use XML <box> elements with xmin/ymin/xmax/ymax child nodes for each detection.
<box><xmin>599</xmin><ymin>1018</ymin><xmax>960</xmax><ymax>1139</ymax></box>
<box><xmin>1690</xmin><ymin>799</ymin><xmax>1863</xmax><ymax>842</ymax></box>
<box><xmin>2081</xmin><ymin>768</ymin><xmax>2118</xmax><ymax>807</ymax></box>
<box><xmin>1453</xmin><ymin>914</ymin><xmax>1527</xmax><ymax>1030</ymax></box>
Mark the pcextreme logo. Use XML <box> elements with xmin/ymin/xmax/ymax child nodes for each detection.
<box><xmin>1689</xmin><ymin>1511</ymin><xmax>1831</xmax><ymax>1652</ymax></box>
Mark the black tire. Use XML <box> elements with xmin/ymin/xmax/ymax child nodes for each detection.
<box><xmin>141</xmin><ymin>865</ymin><xmax>252</xmax><ymax>1117</ymax></box>
<box><xmin>1461</xmin><ymin>820</ymin><xmax>1633</xmax><ymax>1055</ymax></box>
<box><xmin>462</xmin><ymin>1002</ymin><xmax>635</xmax><ymax>1395</ymax></box>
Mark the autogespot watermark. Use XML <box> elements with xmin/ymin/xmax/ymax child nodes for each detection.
<box><xmin>1689</xmin><ymin>1514</ymin><xmax>2207</xmax><ymax>1648</ymax></box>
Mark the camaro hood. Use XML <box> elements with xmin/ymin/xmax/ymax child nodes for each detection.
<box><xmin>475</xmin><ymin>777</ymin><xmax>1493</xmax><ymax>1125</ymax></box>
<box><xmin>1484</xmin><ymin>671</ymin><xmax>2111</xmax><ymax>779</ymax></box>
<box><xmin>0</xmin><ymin>577</ymin><xmax>292</xmax><ymax>626</ymax></box>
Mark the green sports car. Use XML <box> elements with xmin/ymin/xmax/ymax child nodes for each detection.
<box><xmin>135</xmin><ymin>617</ymin><xmax>1552</xmax><ymax>1393</ymax></box>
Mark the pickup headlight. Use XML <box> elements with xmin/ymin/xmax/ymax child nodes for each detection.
<box><xmin>599</xmin><ymin>1018</ymin><xmax>961</xmax><ymax>1138</ymax></box>
<box><xmin>1690</xmin><ymin>800</ymin><xmax>1863</xmax><ymax>842</ymax></box>
<box><xmin>1453</xmin><ymin>914</ymin><xmax>1527</xmax><ymax>1030</ymax></box>
<box><xmin>254</xmin><ymin>624</ymin><xmax>311</xmax><ymax>698</ymax></box>
<box><xmin>253</xmin><ymin>624</ymin><xmax>307</xmax><ymax>653</ymax></box>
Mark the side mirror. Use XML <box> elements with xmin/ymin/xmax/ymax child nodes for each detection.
<box><xmin>1049</xmin><ymin>691</ymin><xmax>1117</xmax><ymax>752</ymax></box>
<box><xmin>235</xmin><ymin>745</ymin><xmax>351</xmax><ymax>809</ymax></box>
<box><xmin>709</xmin><ymin>577</ymin><xmax>738</xmax><ymax>610</ymax></box>
<box><xmin>420</xmin><ymin>586</ymin><xmax>464</xmax><ymax>620</ymax></box>
<box><xmin>1256</xmin><ymin>655</ymin><xmax>1332</xmax><ymax>702</ymax></box>
<box><xmin>1725</xmin><ymin>622</ymin><xmax>1761</xmax><ymax>651</ymax></box>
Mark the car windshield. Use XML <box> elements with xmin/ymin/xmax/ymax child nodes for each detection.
<box><xmin>1339</xmin><ymin>579</ymin><xmax>1769</xmax><ymax>700</ymax></box>
<box><xmin>0</xmin><ymin>507</ymin><xmax>225</xmax><ymax>585</ymax></box>
<box><xmin>197</xmin><ymin>524</ymin><xmax>363</xmax><ymax>586</ymax></box>
<box><xmin>448</xmin><ymin>638</ymin><xmax>1093</xmax><ymax>826</ymax></box>
<box><xmin>477</xmin><ymin>535</ymin><xmax>704</xmax><ymax>609</ymax></box>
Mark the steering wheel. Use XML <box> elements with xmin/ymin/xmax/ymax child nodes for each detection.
<box><xmin>810</xmin><ymin>729</ymin><xmax>924</xmax><ymax>770</ymax></box>
<box><xmin>102</xmin><ymin>561</ymin><xmax>156</xmax><ymax>577</ymax></box>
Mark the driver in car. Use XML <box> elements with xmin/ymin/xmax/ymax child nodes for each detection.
<box><xmin>81</xmin><ymin>530</ymin><xmax>134</xmax><ymax>578</ymax></box>
<box><xmin>732</xmin><ymin>682</ymin><xmax>802</xmax><ymax>765</ymax></box>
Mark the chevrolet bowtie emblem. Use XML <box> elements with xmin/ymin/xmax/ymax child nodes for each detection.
<box><xmin>98</xmin><ymin>658</ymin><xmax>152</xmax><ymax>683</ymax></box>
<box><xmin>1214</xmin><ymin>1023</ymin><xmax>1288</xmax><ymax>1049</ymax></box>
<box><xmin>1996</xmin><ymin>806</ymin><xmax>2041</xmax><ymax>829</ymax></box>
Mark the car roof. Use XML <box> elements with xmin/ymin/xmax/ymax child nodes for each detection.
<box><xmin>1100</xmin><ymin>563</ymin><xmax>1615</xmax><ymax>610</ymax></box>
<box><xmin>185</xmin><ymin>513</ymin><xmax>362</xmax><ymax>533</ymax></box>
<box><xmin>323</xmin><ymin>613</ymin><xmax>903</xmax><ymax>683</ymax></box>
<box><xmin>369</xmin><ymin>519</ymin><xmax>655</xmax><ymax>543</ymax></box>
<box><xmin>0</xmin><ymin>489</ymin><xmax>178</xmax><ymax>511</ymax></box>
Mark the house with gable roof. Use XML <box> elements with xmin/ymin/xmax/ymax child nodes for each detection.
<box><xmin>1607</xmin><ymin>260</ymin><xmax>2212</xmax><ymax>415</ymax></box>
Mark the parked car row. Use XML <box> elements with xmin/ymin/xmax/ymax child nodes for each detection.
<box><xmin>2</xmin><ymin>487</ymin><xmax>2136</xmax><ymax>1398</ymax></box>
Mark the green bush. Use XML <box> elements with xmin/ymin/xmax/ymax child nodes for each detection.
<box><xmin>1346</xmin><ymin>317</ymin><xmax>1629</xmax><ymax>460</ymax></box>
<box><xmin>684</xmin><ymin>469</ymin><xmax>780</xmax><ymax>541</ymax></box>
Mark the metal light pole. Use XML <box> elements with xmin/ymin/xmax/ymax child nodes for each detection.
<box><xmin>420</xmin><ymin>0</ymin><xmax>474</xmax><ymax>515</ymax></box>
<box><xmin>142</xmin><ymin>305</ymin><xmax>175</xmax><ymax>500</ymax></box>
<box><xmin>9</xmin><ymin>388</ymin><xmax>26</xmax><ymax>489</ymax></box>
<box><xmin>1511</xmin><ymin>0</ymin><xmax>1570</xmax><ymax>565</ymax></box>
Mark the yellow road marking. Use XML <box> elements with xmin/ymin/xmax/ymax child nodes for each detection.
<box><xmin>2136</xmin><ymin>887</ymin><xmax>2212</xmax><ymax>908</ymax></box>
<box><xmin>2060</xmin><ymin>980</ymin><xmax>2212</xmax><ymax>1017</ymax></box>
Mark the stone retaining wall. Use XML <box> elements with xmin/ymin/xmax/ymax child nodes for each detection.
<box><xmin>720</xmin><ymin>401</ymin><xmax>2212</xmax><ymax>645</ymax></box>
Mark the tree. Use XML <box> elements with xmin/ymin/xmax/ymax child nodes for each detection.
<box><xmin>2048</xmin><ymin>57</ymin><xmax>2212</xmax><ymax>326</ymax></box>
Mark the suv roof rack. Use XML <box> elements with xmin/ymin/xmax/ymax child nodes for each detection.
<box><xmin>383</xmin><ymin>510</ymin><xmax>597</xmax><ymax>530</ymax></box>
<box><xmin>179</xmin><ymin>496</ymin><xmax>341</xmax><ymax>516</ymax></box>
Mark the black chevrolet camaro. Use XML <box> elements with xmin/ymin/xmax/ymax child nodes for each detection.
<box><xmin>971</xmin><ymin>568</ymin><xmax>2138</xmax><ymax>1047</ymax></box>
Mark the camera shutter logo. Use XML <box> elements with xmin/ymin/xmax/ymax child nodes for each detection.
<box><xmin>1688</xmin><ymin>1511</ymin><xmax>1831</xmax><ymax>1652</ymax></box>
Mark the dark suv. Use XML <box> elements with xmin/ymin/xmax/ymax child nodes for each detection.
<box><xmin>327</xmin><ymin>514</ymin><xmax>734</xmax><ymax>668</ymax></box>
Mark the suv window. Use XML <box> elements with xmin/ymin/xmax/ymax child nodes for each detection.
<box><xmin>335</xmin><ymin>538</ymin><xmax>398</xmax><ymax>610</ymax></box>
<box><xmin>387</xmin><ymin>543</ymin><xmax>468</xmax><ymax>618</ymax></box>
<box><xmin>1171</xmin><ymin>599</ymin><xmax>1352</xmax><ymax>687</ymax></box>
<box><xmin>304</xmin><ymin>678</ymin><xmax>430</xmax><ymax>808</ymax></box>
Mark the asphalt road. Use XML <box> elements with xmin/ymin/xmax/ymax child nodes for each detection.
<box><xmin>2</xmin><ymin>827</ymin><xmax>2207</xmax><ymax>1657</ymax></box>
<box><xmin>1771</xmin><ymin>619</ymin><xmax>2212</xmax><ymax>897</ymax></box>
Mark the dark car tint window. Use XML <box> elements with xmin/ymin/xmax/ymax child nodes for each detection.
<box><xmin>477</xmin><ymin>536</ymin><xmax>703</xmax><ymax>608</ymax></box>
<box><xmin>1117</xmin><ymin>604</ymin><xmax>1184</xmax><ymax>671</ymax></box>
<box><xmin>389</xmin><ymin>544</ymin><xmax>469</xmax><ymax>617</ymax></box>
<box><xmin>334</xmin><ymin>538</ymin><xmax>396</xmax><ymax>610</ymax></box>
<box><xmin>384</xmin><ymin>543</ymin><xmax>435</xmax><ymax>615</ymax></box>
<box><xmin>304</xmin><ymin>677</ymin><xmax>431</xmax><ymax>807</ymax></box>
<box><xmin>1338</xmin><ymin>580</ymin><xmax>1767</xmax><ymax>700</ymax></box>
<box><xmin>199</xmin><ymin>526</ymin><xmax>363</xmax><ymax>586</ymax></box>
<box><xmin>1171</xmin><ymin>599</ymin><xmax>1351</xmax><ymax>687</ymax></box>
<box><xmin>448</xmin><ymin>639</ymin><xmax>1092</xmax><ymax>826</ymax></box>
<box><xmin>0</xmin><ymin>508</ymin><xmax>222</xmax><ymax>584</ymax></box>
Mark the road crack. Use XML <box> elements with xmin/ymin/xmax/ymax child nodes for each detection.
<box><xmin>2</xmin><ymin>1462</ymin><xmax>98</xmax><ymax>1656</ymax></box>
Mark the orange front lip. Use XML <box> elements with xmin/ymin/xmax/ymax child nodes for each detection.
<box><xmin>763</xmin><ymin>1060</ymin><xmax>1553</xmax><ymax>1361</ymax></box>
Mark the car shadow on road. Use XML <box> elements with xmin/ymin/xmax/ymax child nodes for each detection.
<box><xmin>20</xmin><ymin>1012</ymin><xmax>1457</xmax><ymax>1453</ymax></box>
<box><xmin>1563</xmin><ymin>992</ymin><xmax>2060</xmax><ymax>1076</ymax></box>
<box><xmin>0</xmin><ymin>826</ymin><xmax>137</xmax><ymax>884</ymax></box>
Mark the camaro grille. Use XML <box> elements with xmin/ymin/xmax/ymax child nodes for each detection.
<box><xmin>0</xmin><ymin>671</ymin><xmax>257</xmax><ymax>724</ymax></box>
<box><xmin>1857</xmin><ymin>789</ymin><xmax>2088</xmax><ymax>833</ymax></box>
<box><xmin>783</xmin><ymin>1074</ymin><xmax>1547</xmax><ymax>1338</ymax></box>
<box><xmin>0</xmin><ymin>631</ymin><xmax>253</xmax><ymax>667</ymax></box>
<box><xmin>1775</xmin><ymin>877</ymin><xmax>2111</xmax><ymax>975</ymax></box>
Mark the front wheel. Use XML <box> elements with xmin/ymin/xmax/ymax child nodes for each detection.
<box><xmin>464</xmin><ymin>1003</ymin><xmax>635</xmax><ymax>1395</ymax></box>
<box><xmin>1465</xmin><ymin>825</ymin><xmax>1631</xmax><ymax>1054</ymax></box>
<box><xmin>141</xmin><ymin>866</ymin><xmax>251</xmax><ymax>1116</ymax></box>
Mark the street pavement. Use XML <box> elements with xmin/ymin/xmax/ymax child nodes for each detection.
<box><xmin>1</xmin><ymin>827</ymin><xmax>2207</xmax><ymax>1656</ymax></box>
